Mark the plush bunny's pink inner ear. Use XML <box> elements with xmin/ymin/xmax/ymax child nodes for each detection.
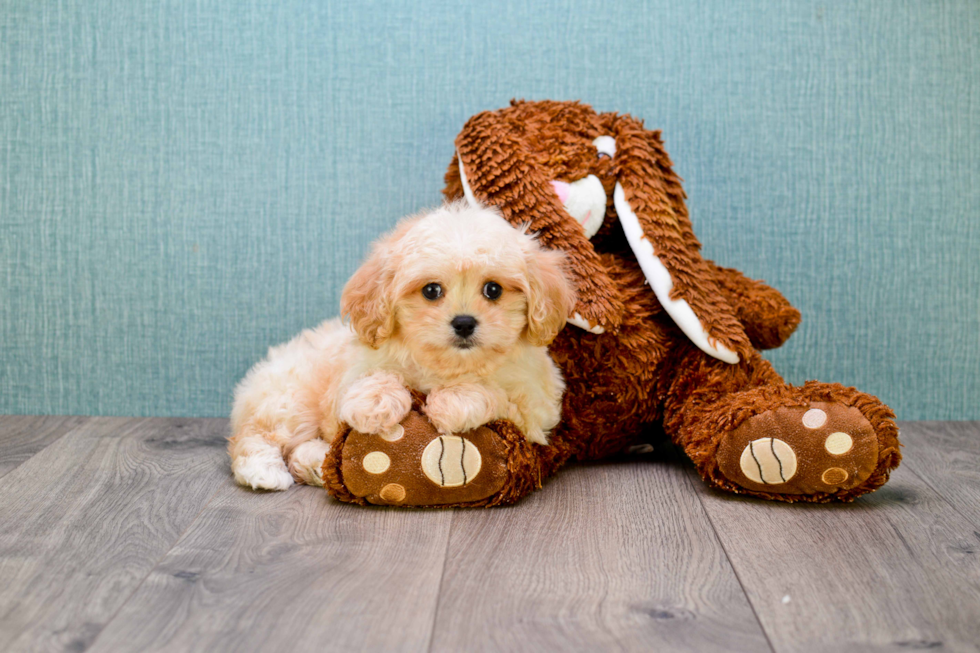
<box><xmin>613</xmin><ymin>183</ymin><xmax>740</xmax><ymax>364</ymax></box>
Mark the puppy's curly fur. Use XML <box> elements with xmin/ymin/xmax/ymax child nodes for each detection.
<box><xmin>228</xmin><ymin>201</ymin><xmax>575</xmax><ymax>491</ymax></box>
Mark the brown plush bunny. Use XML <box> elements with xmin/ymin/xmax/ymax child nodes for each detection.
<box><xmin>323</xmin><ymin>100</ymin><xmax>901</xmax><ymax>506</ymax></box>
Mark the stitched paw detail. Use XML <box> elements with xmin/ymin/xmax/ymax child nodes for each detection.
<box><xmin>420</xmin><ymin>436</ymin><xmax>483</xmax><ymax>488</ymax></box>
<box><xmin>340</xmin><ymin>411</ymin><xmax>508</xmax><ymax>506</ymax></box>
<box><xmin>739</xmin><ymin>437</ymin><xmax>798</xmax><ymax>484</ymax></box>
<box><xmin>717</xmin><ymin>402</ymin><xmax>879</xmax><ymax>495</ymax></box>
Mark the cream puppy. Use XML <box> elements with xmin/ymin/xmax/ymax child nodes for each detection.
<box><xmin>228</xmin><ymin>201</ymin><xmax>575</xmax><ymax>491</ymax></box>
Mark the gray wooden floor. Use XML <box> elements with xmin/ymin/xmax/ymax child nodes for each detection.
<box><xmin>0</xmin><ymin>417</ymin><xmax>978</xmax><ymax>652</ymax></box>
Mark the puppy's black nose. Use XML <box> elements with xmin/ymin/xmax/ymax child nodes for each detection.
<box><xmin>451</xmin><ymin>315</ymin><xmax>478</xmax><ymax>338</ymax></box>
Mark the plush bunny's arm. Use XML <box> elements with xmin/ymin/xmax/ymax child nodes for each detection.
<box><xmin>710</xmin><ymin>264</ymin><xmax>801</xmax><ymax>351</ymax></box>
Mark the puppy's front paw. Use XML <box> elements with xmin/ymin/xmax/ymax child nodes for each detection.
<box><xmin>339</xmin><ymin>372</ymin><xmax>412</xmax><ymax>435</ymax></box>
<box><xmin>424</xmin><ymin>384</ymin><xmax>497</xmax><ymax>435</ymax></box>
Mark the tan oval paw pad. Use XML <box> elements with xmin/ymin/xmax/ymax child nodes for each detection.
<box><xmin>821</xmin><ymin>467</ymin><xmax>849</xmax><ymax>485</ymax></box>
<box><xmin>824</xmin><ymin>432</ymin><xmax>853</xmax><ymax>455</ymax></box>
<box><xmin>362</xmin><ymin>451</ymin><xmax>390</xmax><ymax>474</ymax></box>
<box><xmin>802</xmin><ymin>408</ymin><xmax>827</xmax><ymax>429</ymax></box>
<box><xmin>379</xmin><ymin>483</ymin><xmax>406</xmax><ymax>503</ymax></box>
<box><xmin>380</xmin><ymin>424</ymin><xmax>405</xmax><ymax>442</ymax></box>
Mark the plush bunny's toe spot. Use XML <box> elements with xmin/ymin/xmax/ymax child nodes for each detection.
<box><xmin>824</xmin><ymin>432</ymin><xmax>853</xmax><ymax>455</ymax></box>
<box><xmin>802</xmin><ymin>408</ymin><xmax>827</xmax><ymax>429</ymax></box>
<box><xmin>379</xmin><ymin>483</ymin><xmax>406</xmax><ymax>503</ymax></box>
<box><xmin>362</xmin><ymin>451</ymin><xmax>390</xmax><ymax>474</ymax></box>
<box><xmin>717</xmin><ymin>401</ymin><xmax>879</xmax><ymax>495</ymax></box>
<box><xmin>380</xmin><ymin>424</ymin><xmax>405</xmax><ymax>442</ymax></box>
<box><xmin>822</xmin><ymin>467</ymin><xmax>849</xmax><ymax>485</ymax></box>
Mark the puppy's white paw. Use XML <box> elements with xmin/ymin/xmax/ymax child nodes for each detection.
<box><xmin>288</xmin><ymin>439</ymin><xmax>331</xmax><ymax>486</ymax></box>
<box><xmin>424</xmin><ymin>384</ymin><xmax>497</xmax><ymax>435</ymax></box>
<box><xmin>232</xmin><ymin>447</ymin><xmax>294</xmax><ymax>491</ymax></box>
<box><xmin>339</xmin><ymin>372</ymin><xmax>412</xmax><ymax>435</ymax></box>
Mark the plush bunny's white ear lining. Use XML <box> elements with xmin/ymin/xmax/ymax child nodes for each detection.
<box><xmin>567</xmin><ymin>312</ymin><xmax>605</xmax><ymax>334</ymax></box>
<box><xmin>457</xmin><ymin>151</ymin><xmax>479</xmax><ymax>207</ymax></box>
<box><xmin>614</xmin><ymin>183</ymin><xmax>740</xmax><ymax>364</ymax></box>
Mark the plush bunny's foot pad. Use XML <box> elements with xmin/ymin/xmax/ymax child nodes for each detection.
<box><xmin>341</xmin><ymin>412</ymin><xmax>508</xmax><ymax>506</ymax></box>
<box><xmin>716</xmin><ymin>402</ymin><xmax>880</xmax><ymax>495</ymax></box>
<box><xmin>710</xmin><ymin>384</ymin><xmax>901</xmax><ymax>502</ymax></box>
<box><xmin>322</xmin><ymin>403</ymin><xmax>543</xmax><ymax>508</ymax></box>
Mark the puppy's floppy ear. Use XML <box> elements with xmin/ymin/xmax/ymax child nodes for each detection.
<box><xmin>523</xmin><ymin>243</ymin><xmax>577</xmax><ymax>347</ymax></box>
<box><xmin>340</xmin><ymin>227</ymin><xmax>405</xmax><ymax>348</ymax></box>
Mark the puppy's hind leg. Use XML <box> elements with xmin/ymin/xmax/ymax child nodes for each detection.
<box><xmin>229</xmin><ymin>319</ymin><xmax>351</xmax><ymax>491</ymax></box>
<box><xmin>229</xmin><ymin>340</ymin><xmax>320</xmax><ymax>491</ymax></box>
<box><xmin>229</xmin><ymin>428</ymin><xmax>295</xmax><ymax>491</ymax></box>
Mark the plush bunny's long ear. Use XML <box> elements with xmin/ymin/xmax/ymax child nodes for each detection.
<box><xmin>449</xmin><ymin>110</ymin><xmax>623</xmax><ymax>333</ymax></box>
<box><xmin>612</xmin><ymin>117</ymin><xmax>750</xmax><ymax>364</ymax></box>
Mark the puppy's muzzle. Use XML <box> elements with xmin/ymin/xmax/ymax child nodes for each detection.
<box><xmin>451</xmin><ymin>315</ymin><xmax>478</xmax><ymax>347</ymax></box>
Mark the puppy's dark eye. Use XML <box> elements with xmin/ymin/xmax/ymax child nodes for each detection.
<box><xmin>483</xmin><ymin>281</ymin><xmax>502</xmax><ymax>301</ymax></box>
<box><xmin>422</xmin><ymin>283</ymin><xmax>442</xmax><ymax>301</ymax></box>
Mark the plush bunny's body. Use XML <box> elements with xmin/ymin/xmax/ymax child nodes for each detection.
<box><xmin>322</xmin><ymin>101</ymin><xmax>900</xmax><ymax>506</ymax></box>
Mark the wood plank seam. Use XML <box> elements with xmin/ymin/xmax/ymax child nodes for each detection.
<box><xmin>426</xmin><ymin>510</ymin><xmax>457</xmax><ymax>653</ymax></box>
<box><xmin>0</xmin><ymin>417</ymin><xmax>232</xmax><ymax>652</ymax></box>
<box><xmin>683</xmin><ymin>465</ymin><xmax>777</xmax><ymax>653</ymax></box>
<box><xmin>901</xmin><ymin>460</ymin><xmax>980</xmax><ymax>532</ymax></box>
<box><xmin>0</xmin><ymin>432</ymin><xmax>69</xmax><ymax>481</ymax></box>
<box><xmin>0</xmin><ymin>416</ymin><xmax>88</xmax><ymax>481</ymax></box>
<box><xmin>428</xmin><ymin>460</ymin><xmax>774</xmax><ymax>651</ymax></box>
<box><xmin>684</xmin><ymin>433</ymin><xmax>980</xmax><ymax>651</ymax></box>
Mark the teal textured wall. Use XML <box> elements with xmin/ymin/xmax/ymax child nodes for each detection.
<box><xmin>1</xmin><ymin>0</ymin><xmax>978</xmax><ymax>419</ymax></box>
